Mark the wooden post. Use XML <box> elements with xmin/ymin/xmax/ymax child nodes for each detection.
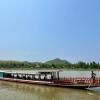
<box><xmin>53</xmin><ymin>72</ymin><xmax>55</xmax><ymax>80</ymax></box>
<box><xmin>44</xmin><ymin>73</ymin><xmax>47</xmax><ymax>80</ymax></box>
<box><xmin>51</xmin><ymin>72</ymin><xmax>53</xmax><ymax>81</ymax></box>
<box><xmin>16</xmin><ymin>73</ymin><xmax>18</xmax><ymax>79</ymax></box>
<box><xmin>34</xmin><ymin>74</ymin><xmax>36</xmax><ymax>80</ymax></box>
<box><xmin>25</xmin><ymin>74</ymin><xmax>27</xmax><ymax>79</ymax></box>
<box><xmin>57</xmin><ymin>72</ymin><xmax>59</xmax><ymax>80</ymax></box>
<box><xmin>11</xmin><ymin>73</ymin><xmax>13</xmax><ymax>78</ymax></box>
<box><xmin>32</xmin><ymin>74</ymin><xmax>35</xmax><ymax>80</ymax></box>
<box><xmin>39</xmin><ymin>74</ymin><xmax>41</xmax><ymax>80</ymax></box>
<box><xmin>54</xmin><ymin>72</ymin><xmax>56</xmax><ymax>80</ymax></box>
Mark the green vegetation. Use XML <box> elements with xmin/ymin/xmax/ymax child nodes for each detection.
<box><xmin>0</xmin><ymin>58</ymin><xmax>100</xmax><ymax>70</ymax></box>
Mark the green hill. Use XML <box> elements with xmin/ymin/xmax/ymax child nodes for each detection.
<box><xmin>45</xmin><ymin>58</ymin><xmax>71</xmax><ymax>66</ymax></box>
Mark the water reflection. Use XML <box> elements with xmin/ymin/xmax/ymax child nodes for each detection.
<box><xmin>0</xmin><ymin>81</ymin><xmax>100</xmax><ymax>100</ymax></box>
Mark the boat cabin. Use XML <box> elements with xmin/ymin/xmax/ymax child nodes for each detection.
<box><xmin>2</xmin><ymin>70</ymin><xmax>62</xmax><ymax>81</ymax></box>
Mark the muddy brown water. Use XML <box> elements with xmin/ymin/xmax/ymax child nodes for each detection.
<box><xmin>0</xmin><ymin>70</ymin><xmax>100</xmax><ymax>100</ymax></box>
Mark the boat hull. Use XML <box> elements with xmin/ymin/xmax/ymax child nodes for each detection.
<box><xmin>0</xmin><ymin>78</ymin><xmax>99</xmax><ymax>89</ymax></box>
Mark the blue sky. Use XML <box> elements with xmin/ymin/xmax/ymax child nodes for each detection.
<box><xmin>0</xmin><ymin>0</ymin><xmax>100</xmax><ymax>63</ymax></box>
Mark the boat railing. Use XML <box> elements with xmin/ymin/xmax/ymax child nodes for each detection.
<box><xmin>53</xmin><ymin>77</ymin><xmax>100</xmax><ymax>86</ymax></box>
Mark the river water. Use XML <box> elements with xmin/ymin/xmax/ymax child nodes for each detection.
<box><xmin>0</xmin><ymin>70</ymin><xmax>100</xmax><ymax>100</ymax></box>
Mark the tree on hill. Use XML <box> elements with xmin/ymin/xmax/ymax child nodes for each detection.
<box><xmin>45</xmin><ymin>58</ymin><xmax>71</xmax><ymax>68</ymax></box>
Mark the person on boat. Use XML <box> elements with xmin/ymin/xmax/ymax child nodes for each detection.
<box><xmin>91</xmin><ymin>71</ymin><xmax>96</xmax><ymax>83</ymax></box>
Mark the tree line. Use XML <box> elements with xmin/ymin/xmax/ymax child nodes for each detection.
<box><xmin>0</xmin><ymin>60</ymin><xmax>100</xmax><ymax>69</ymax></box>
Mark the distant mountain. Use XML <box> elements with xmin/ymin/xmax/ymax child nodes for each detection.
<box><xmin>45</xmin><ymin>58</ymin><xmax>71</xmax><ymax>65</ymax></box>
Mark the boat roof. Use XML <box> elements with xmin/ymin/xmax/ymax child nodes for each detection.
<box><xmin>0</xmin><ymin>70</ymin><xmax>6</xmax><ymax>73</ymax></box>
<box><xmin>1</xmin><ymin>70</ymin><xmax>62</xmax><ymax>75</ymax></box>
<box><xmin>38</xmin><ymin>70</ymin><xmax>62</xmax><ymax>74</ymax></box>
<box><xmin>4</xmin><ymin>70</ymin><xmax>38</xmax><ymax>75</ymax></box>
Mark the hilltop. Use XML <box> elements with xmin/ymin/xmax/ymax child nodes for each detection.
<box><xmin>45</xmin><ymin>58</ymin><xmax>71</xmax><ymax>65</ymax></box>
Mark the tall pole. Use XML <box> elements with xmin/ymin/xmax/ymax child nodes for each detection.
<box><xmin>57</xmin><ymin>72</ymin><xmax>59</xmax><ymax>80</ymax></box>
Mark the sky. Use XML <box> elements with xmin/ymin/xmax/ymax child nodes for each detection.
<box><xmin>0</xmin><ymin>0</ymin><xmax>100</xmax><ymax>63</ymax></box>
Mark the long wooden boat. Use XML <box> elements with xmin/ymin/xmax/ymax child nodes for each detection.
<box><xmin>0</xmin><ymin>70</ymin><xmax>100</xmax><ymax>89</ymax></box>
